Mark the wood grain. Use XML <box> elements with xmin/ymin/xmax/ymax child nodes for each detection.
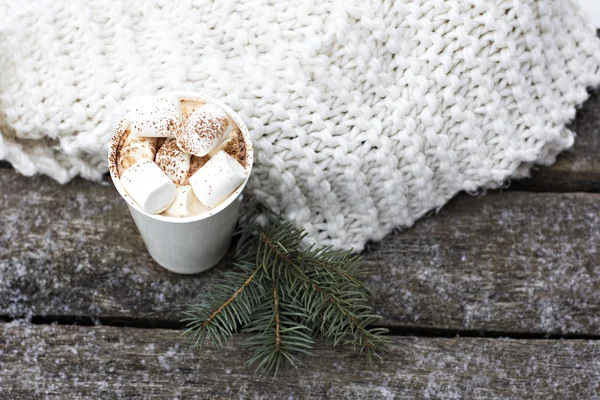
<box><xmin>364</xmin><ymin>191</ymin><xmax>600</xmax><ymax>336</ymax></box>
<box><xmin>1</xmin><ymin>322</ymin><xmax>599</xmax><ymax>399</ymax></box>
<box><xmin>1</xmin><ymin>168</ymin><xmax>599</xmax><ymax>335</ymax></box>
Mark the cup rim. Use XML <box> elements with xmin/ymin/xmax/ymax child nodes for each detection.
<box><xmin>108</xmin><ymin>91</ymin><xmax>254</xmax><ymax>224</ymax></box>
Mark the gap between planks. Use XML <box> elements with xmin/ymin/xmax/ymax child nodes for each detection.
<box><xmin>2</xmin><ymin>315</ymin><xmax>600</xmax><ymax>341</ymax></box>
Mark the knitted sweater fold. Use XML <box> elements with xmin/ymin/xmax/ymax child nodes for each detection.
<box><xmin>1</xmin><ymin>0</ymin><xmax>599</xmax><ymax>250</ymax></box>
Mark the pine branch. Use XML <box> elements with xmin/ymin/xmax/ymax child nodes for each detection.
<box><xmin>310</xmin><ymin>257</ymin><xmax>363</xmax><ymax>287</ymax></box>
<box><xmin>209</xmin><ymin>267</ymin><xmax>259</xmax><ymax>325</ymax></box>
<box><xmin>273</xmin><ymin>281</ymin><xmax>281</xmax><ymax>353</ymax></box>
<box><xmin>182</xmin><ymin>262</ymin><xmax>265</xmax><ymax>348</ymax></box>
<box><xmin>301</xmin><ymin>245</ymin><xmax>364</xmax><ymax>287</ymax></box>
<box><xmin>183</xmin><ymin>209</ymin><xmax>389</xmax><ymax>376</ymax></box>
<box><xmin>281</xmin><ymin>257</ymin><xmax>388</xmax><ymax>362</ymax></box>
<box><xmin>243</xmin><ymin>278</ymin><xmax>313</xmax><ymax>376</ymax></box>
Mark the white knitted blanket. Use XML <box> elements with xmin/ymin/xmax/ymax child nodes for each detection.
<box><xmin>2</xmin><ymin>0</ymin><xmax>600</xmax><ymax>251</ymax></box>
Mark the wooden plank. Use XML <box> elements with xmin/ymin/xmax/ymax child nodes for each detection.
<box><xmin>364</xmin><ymin>191</ymin><xmax>600</xmax><ymax>336</ymax></box>
<box><xmin>0</xmin><ymin>170</ymin><xmax>225</xmax><ymax>320</ymax></box>
<box><xmin>511</xmin><ymin>87</ymin><xmax>600</xmax><ymax>192</ymax></box>
<box><xmin>1</xmin><ymin>322</ymin><xmax>599</xmax><ymax>399</ymax></box>
<box><xmin>1</xmin><ymin>168</ymin><xmax>599</xmax><ymax>335</ymax></box>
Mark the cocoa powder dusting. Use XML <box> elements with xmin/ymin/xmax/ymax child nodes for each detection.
<box><xmin>117</xmin><ymin>134</ymin><xmax>158</xmax><ymax>176</ymax></box>
<box><xmin>177</xmin><ymin>104</ymin><xmax>232</xmax><ymax>156</ymax></box>
<box><xmin>114</xmin><ymin>98</ymin><xmax>248</xmax><ymax>188</ymax></box>
<box><xmin>155</xmin><ymin>138</ymin><xmax>190</xmax><ymax>185</ymax></box>
<box><xmin>184</xmin><ymin>155</ymin><xmax>210</xmax><ymax>185</ymax></box>
<box><xmin>223</xmin><ymin>126</ymin><xmax>247</xmax><ymax>168</ymax></box>
<box><xmin>180</xmin><ymin>100</ymin><xmax>206</xmax><ymax>119</ymax></box>
<box><xmin>115</xmin><ymin>126</ymin><xmax>131</xmax><ymax>166</ymax></box>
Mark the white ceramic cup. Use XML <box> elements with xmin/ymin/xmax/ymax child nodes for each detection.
<box><xmin>108</xmin><ymin>92</ymin><xmax>253</xmax><ymax>274</ymax></box>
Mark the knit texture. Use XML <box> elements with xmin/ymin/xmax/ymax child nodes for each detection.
<box><xmin>1</xmin><ymin>0</ymin><xmax>600</xmax><ymax>251</ymax></box>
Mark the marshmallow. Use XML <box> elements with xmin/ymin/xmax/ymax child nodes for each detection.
<box><xmin>130</xmin><ymin>96</ymin><xmax>181</xmax><ymax>138</ymax></box>
<box><xmin>189</xmin><ymin>150</ymin><xmax>246</xmax><ymax>208</ymax></box>
<box><xmin>117</xmin><ymin>135</ymin><xmax>158</xmax><ymax>176</ymax></box>
<box><xmin>120</xmin><ymin>159</ymin><xmax>177</xmax><ymax>214</ymax></box>
<box><xmin>161</xmin><ymin>185</ymin><xmax>208</xmax><ymax>218</ymax></box>
<box><xmin>155</xmin><ymin>138</ymin><xmax>191</xmax><ymax>185</ymax></box>
<box><xmin>177</xmin><ymin>103</ymin><xmax>232</xmax><ymax>156</ymax></box>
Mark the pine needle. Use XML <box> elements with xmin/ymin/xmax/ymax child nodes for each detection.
<box><xmin>182</xmin><ymin>209</ymin><xmax>389</xmax><ymax>376</ymax></box>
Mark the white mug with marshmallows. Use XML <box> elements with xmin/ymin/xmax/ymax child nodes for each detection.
<box><xmin>108</xmin><ymin>92</ymin><xmax>253</xmax><ymax>274</ymax></box>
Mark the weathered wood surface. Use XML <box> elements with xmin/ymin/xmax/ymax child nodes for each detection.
<box><xmin>511</xmin><ymin>87</ymin><xmax>600</xmax><ymax>192</ymax></box>
<box><xmin>366</xmin><ymin>191</ymin><xmax>600</xmax><ymax>336</ymax></box>
<box><xmin>1</xmin><ymin>322</ymin><xmax>598</xmax><ymax>399</ymax></box>
<box><xmin>1</xmin><ymin>167</ymin><xmax>599</xmax><ymax>335</ymax></box>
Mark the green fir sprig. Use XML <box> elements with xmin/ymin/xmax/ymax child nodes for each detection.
<box><xmin>182</xmin><ymin>210</ymin><xmax>389</xmax><ymax>376</ymax></box>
